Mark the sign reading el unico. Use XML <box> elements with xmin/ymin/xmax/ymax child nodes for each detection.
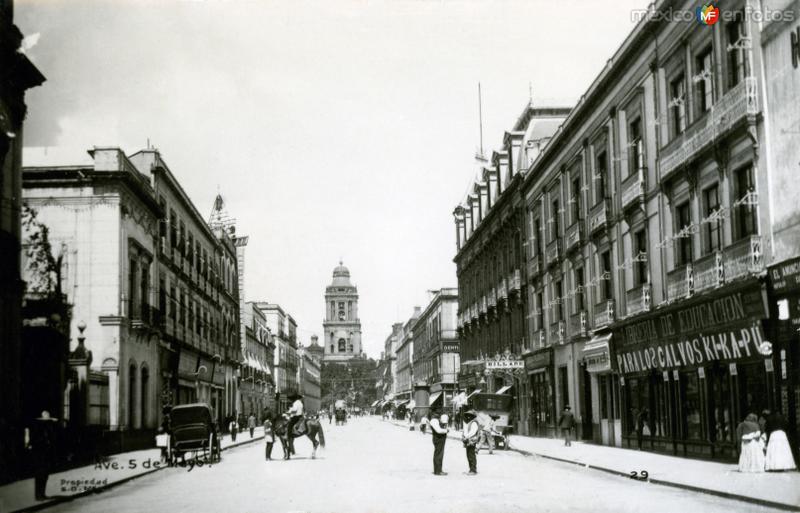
<box><xmin>769</xmin><ymin>256</ymin><xmax>800</xmax><ymax>294</ymax></box>
<box><xmin>613</xmin><ymin>288</ymin><xmax>767</xmax><ymax>375</ymax></box>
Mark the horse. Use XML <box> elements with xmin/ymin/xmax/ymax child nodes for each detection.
<box><xmin>273</xmin><ymin>415</ymin><xmax>325</xmax><ymax>460</ymax></box>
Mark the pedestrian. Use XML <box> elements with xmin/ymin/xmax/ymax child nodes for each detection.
<box><xmin>475</xmin><ymin>412</ymin><xmax>495</xmax><ymax>455</ymax></box>
<box><xmin>736</xmin><ymin>413</ymin><xmax>765</xmax><ymax>472</ymax></box>
<box><xmin>264</xmin><ymin>417</ymin><xmax>275</xmax><ymax>461</ymax></box>
<box><xmin>248</xmin><ymin>413</ymin><xmax>256</xmax><ymax>438</ymax></box>
<box><xmin>764</xmin><ymin>410</ymin><xmax>797</xmax><ymax>471</ymax></box>
<box><xmin>420</xmin><ymin>411</ymin><xmax>430</xmax><ymax>434</ymax></box>
<box><xmin>461</xmin><ymin>410</ymin><xmax>480</xmax><ymax>475</ymax></box>
<box><xmin>26</xmin><ymin>410</ymin><xmax>59</xmax><ymax>500</ymax></box>
<box><xmin>430</xmin><ymin>411</ymin><xmax>449</xmax><ymax>476</ymax></box>
<box><xmin>229</xmin><ymin>416</ymin><xmax>239</xmax><ymax>442</ymax></box>
<box><xmin>558</xmin><ymin>405</ymin><xmax>575</xmax><ymax>447</ymax></box>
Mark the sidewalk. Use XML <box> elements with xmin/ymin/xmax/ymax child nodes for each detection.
<box><xmin>382</xmin><ymin>417</ymin><xmax>800</xmax><ymax>511</ymax></box>
<box><xmin>0</xmin><ymin>427</ymin><xmax>266</xmax><ymax>513</ymax></box>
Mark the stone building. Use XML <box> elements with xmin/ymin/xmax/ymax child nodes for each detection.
<box><xmin>0</xmin><ymin>0</ymin><xmax>45</xmax><ymax>482</ymax></box>
<box><xmin>453</xmin><ymin>0</ymin><xmax>799</xmax><ymax>461</ymax></box>
<box><xmin>395</xmin><ymin>308</ymin><xmax>420</xmax><ymax>405</ymax></box>
<box><xmin>453</xmin><ymin>104</ymin><xmax>569</xmax><ymax>436</ymax></box>
<box><xmin>323</xmin><ymin>261</ymin><xmax>363</xmax><ymax>361</ymax></box>
<box><xmin>412</xmin><ymin>288</ymin><xmax>460</xmax><ymax>410</ymax></box>
<box><xmin>257</xmin><ymin>302</ymin><xmax>299</xmax><ymax>412</ymax></box>
<box><xmin>298</xmin><ymin>341</ymin><xmax>322</xmax><ymax>414</ymax></box>
<box><xmin>241</xmin><ymin>301</ymin><xmax>274</xmax><ymax>419</ymax></box>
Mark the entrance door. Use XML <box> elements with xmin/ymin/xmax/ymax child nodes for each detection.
<box><xmin>581</xmin><ymin>366</ymin><xmax>593</xmax><ymax>440</ymax></box>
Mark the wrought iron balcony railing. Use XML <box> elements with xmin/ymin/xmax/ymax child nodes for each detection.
<box><xmin>589</xmin><ymin>199</ymin><xmax>611</xmax><ymax>236</ymax></box>
<box><xmin>626</xmin><ymin>284</ymin><xmax>651</xmax><ymax>317</ymax></box>
<box><xmin>724</xmin><ymin>235</ymin><xmax>763</xmax><ymax>281</ymax></box>
<box><xmin>570</xmin><ymin>310</ymin><xmax>587</xmax><ymax>338</ymax></box>
<box><xmin>545</xmin><ymin>239</ymin><xmax>561</xmax><ymax>268</ymax></box>
<box><xmin>593</xmin><ymin>299</ymin><xmax>615</xmax><ymax>328</ymax></box>
<box><xmin>667</xmin><ymin>263</ymin><xmax>693</xmax><ymax>302</ymax></box>
<box><xmin>694</xmin><ymin>251</ymin><xmax>723</xmax><ymax>293</ymax></box>
<box><xmin>621</xmin><ymin>166</ymin><xmax>646</xmax><ymax>211</ymax></box>
<box><xmin>550</xmin><ymin>320</ymin><xmax>566</xmax><ymax>345</ymax></box>
<box><xmin>565</xmin><ymin>222</ymin><xmax>583</xmax><ymax>254</ymax></box>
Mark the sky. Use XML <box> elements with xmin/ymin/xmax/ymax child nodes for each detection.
<box><xmin>17</xmin><ymin>0</ymin><xmax>649</xmax><ymax>359</ymax></box>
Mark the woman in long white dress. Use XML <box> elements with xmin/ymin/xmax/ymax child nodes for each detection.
<box><xmin>736</xmin><ymin>413</ymin><xmax>765</xmax><ymax>473</ymax></box>
<box><xmin>765</xmin><ymin>412</ymin><xmax>797</xmax><ymax>471</ymax></box>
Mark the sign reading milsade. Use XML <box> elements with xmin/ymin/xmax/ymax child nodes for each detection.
<box><xmin>486</xmin><ymin>360</ymin><xmax>524</xmax><ymax>370</ymax></box>
<box><xmin>613</xmin><ymin>288</ymin><xmax>767</xmax><ymax>375</ymax></box>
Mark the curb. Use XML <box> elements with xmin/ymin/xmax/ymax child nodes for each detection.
<box><xmin>10</xmin><ymin>433</ymin><xmax>266</xmax><ymax>513</ymax></box>
<box><xmin>384</xmin><ymin>418</ymin><xmax>800</xmax><ymax>512</ymax></box>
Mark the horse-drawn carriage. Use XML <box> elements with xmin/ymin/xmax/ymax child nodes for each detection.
<box><xmin>469</xmin><ymin>392</ymin><xmax>513</xmax><ymax>451</ymax></box>
<box><xmin>167</xmin><ymin>403</ymin><xmax>222</xmax><ymax>464</ymax></box>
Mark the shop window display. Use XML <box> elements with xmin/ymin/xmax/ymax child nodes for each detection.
<box><xmin>681</xmin><ymin>371</ymin><xmax>703</xmax><ymax>440</ymax></box>
<box><xmin>708</xmin><ymin>365</ymin><xmax>733</xmax><ymax>444</ymax></box>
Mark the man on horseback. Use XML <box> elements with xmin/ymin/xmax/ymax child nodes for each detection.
<box><xmin>286</xmin><ymin>393</ymin><xmax>306</xmax><ymax>455</ymax></box>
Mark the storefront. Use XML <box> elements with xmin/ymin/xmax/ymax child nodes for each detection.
<box><xmin>583</xmin><ymin>331</ymin><xmax>621</xmax><ymax>446</ymax></box>
<box><xmin>525</xmin><ymin>349</ymin><xmax>554</xmax><ymax>437</ymax></box>
<box><xmin>767</xmin><ymin>257</ymin><xmax>800</xmax><ymax>460</ymax></box>
<box><xmin>612</xmin><ymin>280</ymin><xmax>773</xmax><ymax>461</ymax></box>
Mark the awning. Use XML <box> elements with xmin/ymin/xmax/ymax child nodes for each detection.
<box><xmin>371</xmin><ymin>399</ymin><xmax>381</xmax><ymax>407</ymax></box>
<box><xmin>584</xmin><ymin>332</ymin><xmax>613</xmax><ymax>373</ymax></box>
<box><xmin>496</xmin><ymin>385</ymin><xmax>512</xmax><ymax>395</ymax></box>
<box><xmin>395</xmin><ymin>400</ymin><xmax>409</xmax><ymax>407</ymax></box>
<box><xmin>467</xmin><ymin>388</ymin><xmax>482</xmax><ymax>400</ymax></box>
<box><xmin>428</xmin><ymin>392</ymin><xmax>443</xmax><ymax>406</ymax></box>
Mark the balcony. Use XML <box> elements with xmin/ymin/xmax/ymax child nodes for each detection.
<box><xmin>130</xmin><ymin>303</ymin><xmax>162</xmax><ymax>330</ymax></box>
<box><xmin>564</xmin><ymin>222</ymin><xmax>583</xmax><ymax>254</ymax></box>
<box><xmin>524</xmin><ymin>329</ymin><xmax>546</xmax><ymax>354</ymax></box>
<box><xmin>508</xmin><ymin>269</ymin><xmax>521</xmax><ymax>293</ymax></box>
<box><xmin>497</xmin><ymin>278</ymin><xmax>508</xmax><ymax>300</ymax></box>
<box><xmin>479</xmin><ymin>296</ymin><xmax>487</xmax><ymax>315</ymax></box>
<box><xmin>545</xmin><ymin>239</ymin><xmax>561</xmax><ymax>268</ymax></box>
<box><xmin>626</xmin><ymin>284</ymin><xmax>651</xmax><ymax>317</ymax></box>
<box><xmin>724</xmin><ymin>235</ymin><xmax>763</xmax><ymax>282</ymax></box>
<box><xmin>660</xmin><ymin>77</ymin><xmax>759</xmax><ymax>181</ymax></box>
<box><xmin>470</xmin><ymin>304</ymin><xmax>479</xmax><ymax>321</ymax></box>
<box><xmin>594</xmin><ymin>299</ymin><xmax>615</xmax><ymax>328</ymax></box>
<box><xmin>667</xmin><ymin>263</ymin><xmax>693</xmax><ymax>302</ymax></box>
<box><xmin>570</xmin><ymin>310</ymin><xmax>587</xmax><ymax>338</ymax></box>
<box><xmin>694</xmin><ymin>251</ymin><xmax>723</xmax><ymax>293</ymax></box>
<box><xmin>550</xmin><ymin>321</ymin><xmax>566</xmax><ymax>345</ymax></box>
<box><xmin>589</xmin><ymin>199</ymin><xmax>611</xmax><ymax>236</ymax></box>
<box><xmin>527</xmin><ymin>254</ymin><xmax>541</xmax><ymax>280</ymax></box>
<box><xmin>487</xmin><ymin>287</ymin><xmax>497</xmax><ymax>309</ymax></box>
<box><xmin>621</xmin><ymin>167</ymin><xmax>646</xmax><ymax>211</ymax></box>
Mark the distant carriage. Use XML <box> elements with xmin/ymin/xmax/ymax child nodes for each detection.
<box><xmin>469</xmin><ymin>393</ymin><xmax>513</xmax><ymax>451</ymax></box>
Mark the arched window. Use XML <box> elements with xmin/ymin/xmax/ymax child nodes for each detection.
<box><xmin>141</xmin><ymin>365</ymin><xmax>149</xmax><ymax>427</ymax></box>
<box><xmin>338</xmin><ymin>338</ymin><xmax>346</xmax><ymax>352</ymax></box>
<box><xmin>128</xmin><ymin>363</ymin><xmax>137</xmax><ymax>428</ymax></box>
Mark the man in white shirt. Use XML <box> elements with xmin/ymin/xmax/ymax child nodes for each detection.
<box><xmin>462</xmin><ymin>410</ymin><xmax>480</xmax><ymax>475</ymax></box>
<box><xmin>429</xmin><ymin>412</ymin><xmax>449</xmax><ymax>475</ymax></box>
<box><xmin>286</xmin><ymin>394</ymin><xmax>305</xmax><ymax>454</ymax></box>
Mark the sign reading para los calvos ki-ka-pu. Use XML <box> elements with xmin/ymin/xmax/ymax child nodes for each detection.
<box><xmin>613</xmin><ymin>288</ymin><xmax>767</xmax><ymax>375</ymax></box>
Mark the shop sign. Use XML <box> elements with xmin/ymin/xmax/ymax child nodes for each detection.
<box><xmin>486</xmin><ymin>359</ymin><xmax>524</xmax><ymax>370</ymax></box>
<box><xmin>585</xmin><ymin>351</ymin><xmax>610</xmax><ymax>373</ymax></box>
<box><xmin>525</xmin><ymin>351</ymin><xmax>551</xmax><ymax>370</ymax></box>
<box><xmin>613</xmin><ymin>288</ymin><xmax>768</xmax><ymax>375</ymax></box>
<box><xmin>769</xmin><ymin>257</ymin><xmax>800</xmax><ymax>294</ymax></box>
<box><xmin>442</xmin><ymin>342</ymin><xmax>460</xmax><ymax>353</ymax></box>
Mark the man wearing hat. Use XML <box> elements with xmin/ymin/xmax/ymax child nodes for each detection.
<box><xmin>286</xmin><ymin>393</ymin><xmax>305</xmax><ymax>455</ymax></box>
<box><xmin>461</xmin><ymin>410</ymin><xmax>480</xmax><ymax>475</ymax></box>
<box><xmin>429</xmin><ymin>410</ymin><xmax>449</xmax><ymax>475</ymax></box>
<box><xmin>558</xmin><ymin>405</ymin><xmax>576</xmax><ymax>447</ymax></box>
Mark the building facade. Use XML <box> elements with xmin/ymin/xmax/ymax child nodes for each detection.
<box><xmin>454</xmin><ymin>105</ymin><xmax>569</xmax><ymax>436</ymax></box>
<box><xmin>130</xmin><ymin>150</ymin><xmax>239</xmax><ymax>428</ymax></box>
<box><xmin>412</xmin><ymin>288</ymin><xmax>460</xmax><ymax>410</ymax></box>
<box><xmin>257</xmin><ymin>302</ymin><xmax>299</xmax><ymax>412</ymax></box>
<box><xmin>298</xmin><ymin>342</ymin><xmax>322</xmax><ymax>414</ymax></box>
<box><xmin>452</xmin><ymin>0</ymin><xmax>799</xmax><ymax>461</ymax></box>
<box><xmin>395</xmin><ymin>308</ymin><xmax>420</xmax><ymax>404</ymax></box>
<box><xmin>241</xmin><ymin>302</ymin><xmax>274</xmax><ymax>419</ymax></box>
<box><xmin>0</xmin><ymin>0</ymin><xmax>46</xmax><ymax>482</ymax></box>
<box><xmin>323</xmin><ymin>261</ymin><xmax>363</xmax><ymax>361</ymax></box>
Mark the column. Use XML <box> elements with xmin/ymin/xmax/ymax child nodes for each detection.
<box><xmin>104</xmin><ymin>363</ymin><xmax>120</xmax><ymax>430</ymax></box>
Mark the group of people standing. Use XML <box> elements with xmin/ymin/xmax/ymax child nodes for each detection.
<box><xmin>736</xmin><ymin>410</ymin><xmax>797</xmax><ymax>473</ymax></box>
<box><xmin>428</xmin><ymin>409</ymin><xmax>483</xmax><ymax>475</ymax></box>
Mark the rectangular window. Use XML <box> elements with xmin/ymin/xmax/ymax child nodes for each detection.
<box><xmin>575</xmin><ymin>268</ymin><xmax>585</xmax><ymax>312</ymax></box>
<box><xmin>704</xmin><ymin>184</ymin><xmax>721</xmax><ymax>253</ymax></box>
<box><xmin>179</xmin><ymin>221</ymin><xmax>186</xmax><ymax>256</ymax></box>
<box><xmin>534</xmin><ymin>219</ymin><xmax>542</xmax><ymax>257</ymax></box>
<box><xmin>159</xmin><ymin>277</ymin><xmax>166</xmax><ymax>316</ymax></box>
<box><xmin>179</xmin><ymin>290</ymin><xmax>185</xmax><ymax>327</ymax></box>
<box><xmin>551</xmin><ymin>199</ymin><xmax>560</xmax><ymax>240</ymax></box>
<box><xmin>677</xmin><ymin>202</ymin><xmax>693</xmax><ymax>265</ymax></box>
<box><xmin>670</xmin><ymin>74</ymin><xmax>686</xmax><ymax>138</ymax></box>
<box><xmin>596</xmin><ymin>150</ymin><xmax>608</xmax><ymax>202</ymax></box>
<box><xmin>554</xmin><ymin>280</ymin><xmax>563</xmax><ymax>321</ymax></box>
<box><xmin>187</xmin><ymin>233</ymin><xmax>194</xmax><ymax>267</ymax></box>
<box><xmin>681</xmin><ymin>371</ymin><xmax>703</xmax><ymax>440</ymax></box>
<box><xmin>628</xmin><ymin>117</ymin><xmax>643</xmax><ymax>178</ymax></box>
<box><xmin>736</xmin><ymin>166</ymin><xmax>757</xmax><ymax>239</ymax></box>
<box><xmin>128</xmin><ymin>259</ymin><xmax>137</xmax><ymax>319</ymax></box>
<box><xmin>169</xmin><ymin>209</ymin><xmax>177</xmax><ymax>248</ymax></box>
<box><xmin>696</xmin><ymin>47</ymin><xmax>715</xmax><ymax>115</ymax></box>
<box><xmin>559</xmin><ymin>366</ymin><xmax>569</xmax><ymax>410</ymax></box>
<box><xmin>536</xmin><ymin>291</ymin><xmax>544</xmax><ymax>330</ymax></box>
<box><xmin>634</xmin><ymin>230</ymin><xmax>648</xmax><ymax>286</ymax></box>
<box><xmin>601</xmin><ymin>251</ymin><xmax>611</xmax><ymax>300</ymax></box>
<box><xmin>571</xmin><ymin>177</ymin><xmax>581</xmax><ymax>223</ymax></box>
<box><xmin>727</xmin><ymin>14</ymin><xmax>747</xmax><ymax>88</ymax></box>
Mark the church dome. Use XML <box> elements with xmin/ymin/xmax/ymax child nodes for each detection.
<box><xmin>331</xmin><ymin>260</ymin><xmax>352</xmax><ymax>287</ymax></box>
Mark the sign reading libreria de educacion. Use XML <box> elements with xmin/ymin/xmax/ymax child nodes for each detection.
<box><xmin>613</xmin><ymin>288</ymin><xmax>767</xmax><ymax>375</ymax></box>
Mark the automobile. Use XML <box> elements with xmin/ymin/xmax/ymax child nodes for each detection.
<box><xmin>468</xmin><ymin>392</ymin><xmax>514</xmax><ymax>450</ymax></box>
<box><xmin>168</xmin><ymin>403</ymin><xmax>222</xmax><ymax>464</ymax></box>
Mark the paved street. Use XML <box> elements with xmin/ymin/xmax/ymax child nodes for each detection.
<box><xmin>41</xmin><ymin>417</ymin><xmax>784</xmax><ymax>513</ymax></box>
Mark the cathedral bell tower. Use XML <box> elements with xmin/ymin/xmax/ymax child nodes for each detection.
<box><xmin>322</xmin><ymin>261</ymin><xmax>362</xmax><ymax>361</ymax></box>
